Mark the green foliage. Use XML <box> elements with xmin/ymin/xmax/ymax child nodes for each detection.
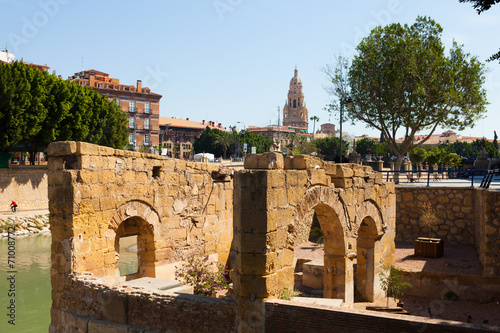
<box><xmin>193</xmin><ymin>127</ymin><xmax>226</xmax><ymax>156</ymax></box>
<box><xmin>313</xmin><ymin>136</ymin><xmax>349</xmax><ymax>159</ymax></box>
<box><xmin>214</xmin><ymin>132</ymin><xmax>234</xmax><ymax>159</ymax></box>
<box><xmin>409</xmin><ymin>147</ymin><xmax>428</xmax><ymax>165</ymax></box>
<box><xmin>0</xmin><ymin>61</ymin><xmax>128</xmax><ymax>154</ymax></box>
<box><xmin>355</xmin><ymin>138</ymin><xmax>376</xmax><ymax>156</ymax></box>
<box><xmin>442</xmin><ymin>153</ymin><xmax>462</xmax><ymax>167</ymax></box>
<box><xmin>309</xmin><ymin>227</ymin><xmax>324</xmax><ymax>244</ymax></box>
<box><xmin>310</xmin><ymin>115</ymin><xmax>320</xmax><ymax>134</ymax></box>
<box><xmin>379</xmin><ymin>265</ymin><xmax>412</xmax><ymax>306</ymax></box>
<box><xmin>175</xmin><ymin>255</ymin><xmax>229</xmax><ymax>297</ymax></box>
<box><xmin>376</xmin><ymin>142</ymin><xmax>391</xmax><ymax>156</ymax></box>
<box><xmin>241</xmin><ymin>131</ymin><xmax>273</xmax><ymax>154</ymax></box>
<box><xmin>278</xmin><ymin>288</ymin><xmax>301</xmax><ymax>300</ymax></box>
<box><xmin>426</xmin><ymin>147</ymin><xmax>443</xmax><ymax>166</ymax></box>
<box><xmin>292</xmin><ymin>142</ymin><xmax>317</xmax><ymax>155</ymax></box>
<box><xmin>328</xmin><ymin>17</ymin><xmax>488</xmax><ymax>171</ymax></box>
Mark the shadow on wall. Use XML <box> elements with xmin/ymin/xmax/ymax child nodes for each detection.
<box><xmin>0</xmin><ymin>168</ymin><xmax>47</xmax><ymax>192</ymax></box>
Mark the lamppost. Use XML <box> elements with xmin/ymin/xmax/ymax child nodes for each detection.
<box><xmin>339</xmin><ymin>97</ymin><xmax>353</xmax><ymax>163</ymax></box>
<box><xmin>237</xmin><ymin>121</ymin><xmax>246</xmax><ymax>156</ymax></box>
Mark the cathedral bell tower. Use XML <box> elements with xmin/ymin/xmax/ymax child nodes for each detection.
<box><xmin>282</xmin><ymin>67</ymin><xmax>308</xmax><ymax>131</ymax></box>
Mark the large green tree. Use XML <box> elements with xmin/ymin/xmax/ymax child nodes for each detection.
<box><xmin>0</xmin><ymin>61</ymin><xmax>128</xmax><ymax>162</ymax></box>
<box><xmin>313</xmin><ymin>136</ymin><xmax>349</xmax><ymax>161</ymax></box>
<box><xmin>328</xmin><ymin>17</ymin><xmax>488</xmax><ymax>171</ymax></box>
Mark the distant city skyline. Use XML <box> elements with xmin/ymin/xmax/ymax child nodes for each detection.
<box><xmin>1</xmin><ymin>0</ymin><xmax>499</xmax><ymax>139</ymax></box>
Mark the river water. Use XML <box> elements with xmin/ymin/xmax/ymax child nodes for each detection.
<box><xmin>0</xmin><ymin>233</ymin><xmax>139</xmax><ymax>333</ymax></box>
<box><xmin>0</xmin><ymin>234</ymin><xmax>51</xmax><ymax>333</ymax></box>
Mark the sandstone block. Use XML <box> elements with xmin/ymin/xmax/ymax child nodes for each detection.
<box><xmin>243</xmin><ymin>154</ymin><xmax>259</xmax><ymax>169</ymax></box>
<box><xmin>47</xmin><ymin>141</ymin><xmax>77</xmax><ymax>156</ymax></box>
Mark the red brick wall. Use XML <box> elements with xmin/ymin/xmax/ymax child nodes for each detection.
<box><xmin>264</xmin><ymin>300</ymin><xmax>498</xmax><ymax>333</ymax></box>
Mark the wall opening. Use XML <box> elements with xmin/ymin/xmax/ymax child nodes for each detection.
<box><xmin>117</xmin><ymin>235</ymin><xmax>138</xmax><ymax>277</ymax></box>
<box><xmin>355</xmin><ymin>217</ymin><xmax>378</xmax><ymax>302</ymax></box>
<box><xmin>114</xmin><ymin>216</ymin><xmax>155</xmax><ymax>281</ymax></box>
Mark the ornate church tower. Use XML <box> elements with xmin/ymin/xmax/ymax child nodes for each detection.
<box><xmin>282</xmin><ymin>67</ymin><xmax>308</xmax><ymax>131</ymax></box>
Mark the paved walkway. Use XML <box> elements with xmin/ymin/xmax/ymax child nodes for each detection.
<box><xmin>0</xmin><ymin>209</ymin><xmax>49</xmax><ymax>218</ymax></box>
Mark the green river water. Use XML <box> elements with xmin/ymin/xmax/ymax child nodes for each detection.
<box><xmin>0</xmin><ymin>234</ymin><xmax>138</xmax><ymax>333</ymax></box>
<box><xmin>0</xmin><ymin>234</ymin><xmax>51</xmax><ymax>333</ymax></box>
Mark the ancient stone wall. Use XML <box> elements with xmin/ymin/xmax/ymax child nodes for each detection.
<box><xmin>233</xmin><ymin>153</ymin><xmax>396</xmax><ymax>332</ymax></box>
<box><xmin>47</xmin><ymin>141</ymin><xmax>234</xmax><ymax>333</ymax></box>
<box><xmin>396</xmin><ymin>187</ymin><xmax>500</xmax><ymax>276</ymax></box>
<box><xmin>396</xmin><ymin>187</ymin><xmax>476</xmax><ymax>245</ymax></box>
<box><xmin>0</xmin><ymin>168</ymin><xmax>48</xmax><ymax>211</ymax></box>
<box><xmin>57</xmin><ymin>274</ymin><xmax>236</xmax><ymax>333</ymax></box>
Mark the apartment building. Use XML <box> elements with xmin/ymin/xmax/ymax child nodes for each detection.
<box><xmin>70</xmin><ymin>70</ymin><xmax>162</xmax><ymax>148</ymax></box>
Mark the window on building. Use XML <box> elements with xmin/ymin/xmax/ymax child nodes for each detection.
<box><xmin>145</xmin><ymin>118</ymin><xmax>150</xmax><ymax>130</ymax></box>
<box><xmin>298</xmin><ymin>98</ymin><xmax>301</xmax><ymax>106</ymax></box>
<box><xmin>98</xmin><ymin>83</ymin><xmax>102</xmax><ymax>88</ymax></box>
<box><xmin>293</xmin><ymin>99</ymin><xmax>296</xmax><ymax>108</ymax></box>
<box><xmin>145</xmin><ymin>134</ymin><xmax>150</xmax><ymax>146</ymax></box>
<box><xmin>129</xmin><ymin>133</ymin><xmax>135</xmax><ymax>145</ymax></box>
<box><xmin>115</xmin><ymin>85</ymin><xmax>118</xmax><ymax>90</ymax></box>
<box><xmin>129</xmin><ymin>117</ymin><xmax>135</xmax><ymax>129</ymax></box>
<box><xmin>131</xmin><ymin>87</ymin><xmax>134</xmax><ymax>92</ymax></box>
<box><xmin>115</xmin><ymin>98</ymin><xmax>120</xmax><ymax>106</ymax></box>
<box><xmin>80</xmin><ymin>82</ymin><xmax>85</xmax><ymax>86</ymax></box>
<box><xmin>130</xmin><ymin>101</ymin><xmax>135</xmax><ymax>112</ymax></box>
<box><xmin>144</xmin><ymin>102</ymin><xmax>151</xmax><ymax>114</ymax></box>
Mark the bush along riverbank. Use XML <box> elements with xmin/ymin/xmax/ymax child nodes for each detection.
<box><xmin>0</xmin><ymin>214</ymin><xmax>50</xmax><ymax>237</ymax></box>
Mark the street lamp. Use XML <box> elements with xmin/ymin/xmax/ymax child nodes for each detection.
<box><xmin>339</xmin><ymin>97</ymin><xmax>353</xmax><ymax>163</ymax></box>
<box><xmin>237</xmin><ymin>121</ymin><xmax>246</xmax><ymax>156</ymax></box>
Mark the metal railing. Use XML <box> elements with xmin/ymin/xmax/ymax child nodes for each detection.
<box><xmin>377</xmin><ymin>169</ymin><xmax>500</xmax><ymax>189</ymax></box>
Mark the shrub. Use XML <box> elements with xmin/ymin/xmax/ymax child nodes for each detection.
<box><xmin>278</xmin><ymin>288</ymin><xmax>301</xmax><ymax>300</ymax></box>
<box><xmin>175</xmin><ymin>255</ymin><xmax>229</xmax><ymax>296</ymax></box>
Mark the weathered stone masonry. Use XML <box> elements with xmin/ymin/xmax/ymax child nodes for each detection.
<box><xmin>233</xmin><ymin>153</ymin><xmax>396</xmax><ymax>332</ymax></box>
<box><xmin>48</xmin><ymin>141</ymin><xmax>234</xmax><ymax>332</ymax></box>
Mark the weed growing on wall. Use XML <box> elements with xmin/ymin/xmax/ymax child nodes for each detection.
<box><xmin>278</xmin><ymin>288</ymin><xmax>301</xmax><ymax>300</ymax></box>
<box><xmin>175</xmin><ymin>255</ymin><xmax>229</xmax><ymax>296</ymax></box>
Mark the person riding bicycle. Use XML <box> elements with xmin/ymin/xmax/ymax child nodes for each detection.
<box><xmin>10</xmin><ymin>200</ymin><xmax>17</xmax><ymax>212</ymax></box>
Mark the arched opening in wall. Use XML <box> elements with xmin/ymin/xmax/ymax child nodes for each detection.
<box><xmin>292</xmin><ymin>203</ymin><xmax>346</xmax><ymax>301</ymax></box>
<box><xmin>293</xmin><ymin>99</ymin><xmax>297</xmax><ymax>108</ymax></box>
<box><xmin>355</xmin><ymin>217</ymin><xmax>379</xmax><ymax>302</ymax></box>
<box><xmin>114</xmin><ymin>216</ymin><xmax>155</xmax><ymax>282</ymax></box>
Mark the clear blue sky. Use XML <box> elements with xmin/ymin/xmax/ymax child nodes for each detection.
<box><xmin>1</xmin><ymin>0</ymin><xmax>499</xmax><ymax>139</ymax></box>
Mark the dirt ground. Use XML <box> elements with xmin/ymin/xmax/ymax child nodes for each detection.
<box><xmin>294</xmin><ymin>241</ymin><xmax>500</xmax><ymax>327</ymax></box>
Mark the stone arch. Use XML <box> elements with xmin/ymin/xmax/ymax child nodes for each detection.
<box><xmin>108</xmin><ymin>200</ymin><xmax>161</xmax><ymax>281</ymax></box>
<box><xmin>353</xmin><ymin>200</ymin><xmax>385</xmax><ymax>302</ymax></box>
<box><xmin>289</xmin><ymin>186</ymin><xmax>355</xmax><ymax>301</ymax></box>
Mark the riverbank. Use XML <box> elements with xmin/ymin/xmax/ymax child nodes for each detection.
<box><xmin>0</xmin><ymin>210</ymin><xmax>50</xmax><ymax>237</ymax></box>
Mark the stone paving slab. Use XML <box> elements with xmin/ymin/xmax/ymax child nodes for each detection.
<box><xmin>123</xmin><ymin>277</ymin><xmax>183</xmax><ymax>290</ymax></box>
<box><xmin>290</xmin><ymin>296</ymin><xmax>343</xmax><ymax>308</ymax></box>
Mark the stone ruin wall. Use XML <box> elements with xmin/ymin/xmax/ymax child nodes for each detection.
<box><xmin>233</xmin><ymin>153</ymin><xmax>396</xmax><ymax>332</ymax></box>
<box><xmin>48</xmin><ymin>141</ymin><xmax>234</xmax><ymax>332</ymax></box>
<box><xmin>47</xmin><ymin>142</ymin><xmax>500</xmax><ymax>333</ymax></box>
<box><xmin>396</xmin><ymin>187</ymin><xmax>500</xmax><ymax>276</ymax></box>
<box><xmin>0</xmin><ymin>168</ymin><xmax>48</xmax><ymax>211</ymax></box>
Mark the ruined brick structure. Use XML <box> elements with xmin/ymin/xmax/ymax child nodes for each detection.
<box><xmin>48</xmin><ymin>142</ymin><xmax>397</xmax><ymax>332</ymax></box>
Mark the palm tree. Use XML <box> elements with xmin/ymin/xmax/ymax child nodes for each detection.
<box><xmin>214</xmin><ymin>133</ymin><xmax>234</xmax><ymax>160</ymax></box>
<box><xmin>310</xmin><ymin>115</ymin><xmax>320</xmax><ymax>135</ymax></box>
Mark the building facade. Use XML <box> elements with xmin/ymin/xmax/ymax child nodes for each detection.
<box><xmin>69</xmin><ymin>70</ymin><xmax>162</xmax><ymax>148</ymax></box>
<box><xmin>282</xmin><ymin>67</ymin><xmax>308</xmax><ymax>131</ymax></box>
<box><xmin>159</xmin><ymin>117</ymin><xmax>228</xmax><ymax>159</ymax></box>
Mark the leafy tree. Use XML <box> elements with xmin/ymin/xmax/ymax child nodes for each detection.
<box><xmin>241</xmin><ymin>131</ymin><xmax>273</xmax><ymax>154</ymax></box>
<box><xmin>376</xmin><ymin>142</ymin><xmax>391</xmax><ymax>156</ymax></box>
<box><xmin>310</xmin><ymin>115</ymin><xmax>320</xmax><ymax>134</ymax></box>
<box><xmin>380</xmin><ymin>132</ymin><xmax>386</xmax><ymax>143</ymax></box>
<box><xmin>193</xmin><ymin>127</ymin><xmax>225</xmax><ymax>156</ymax></box>
<box><xmin>313</xmin><ymin>136</ymin><xmax>349</xmax><ymax>160</ymax></box>
<box><xmin>409</xmin><ymin>147</ymin><xmax>427</xmax><ymax>168</ymax></box>
<box><xmin>379</xmin><ymin>265</ymin><xmax>412</xmax><ymax>308</ymax></box>
<box><xmin>214</xmin><ymin>132</ymin><xmax>234</xmax><ymax>159</ymax></box>
<box><xmin>355</xmin><ymin>137</ymin><xmax>376</xmax><ymax>156</ymax></box>
<box><xmin>0</xmin><ymin>61</ymin><xmax>128</xmax><ymax>161</ymax></box>
<box><xmin>327</xmin><ymin>17</ymin><xmax>488</xmax><ymax>172</ymax></box>
<box><xmin>293</xmin><ymin>142</ymin><xmax>317</xmax><ymax>155</ymax></box>
<box><xmin>426</xmin><ymin>147</ymin><xmax>443</xmax><ymax>168</ymax></box>
<box><xmin>442</xmin><ymin>153</ymin><xmax>462</xmax><ymax>167</ymax></box>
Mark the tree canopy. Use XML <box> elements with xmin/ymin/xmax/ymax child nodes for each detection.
<box><xmin>327</xmin><ymin>16</ymin><xmax>488</xmax><ymax>170</ymax></box>
<box><xmin>0</xmin><ymin>61</ymin><xmax>128</xmax><ymax>160</ymax></box>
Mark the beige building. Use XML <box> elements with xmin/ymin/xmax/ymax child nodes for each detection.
<box><xmin>282</xmin><ymin>67</ymin><xmax>308</xmax><ymax>132</ymax></box>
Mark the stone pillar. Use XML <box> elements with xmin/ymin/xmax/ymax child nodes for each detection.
<box><xmin>376</xmin><ymin>160</ymin><xmax>383</xmax><ymax>171</ymax></box>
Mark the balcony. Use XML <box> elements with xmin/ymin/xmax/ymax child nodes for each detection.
<box><xmin>128</xmin><ymin>107</ymin><xmax>137</xmax><ymax>113</ymax></box>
